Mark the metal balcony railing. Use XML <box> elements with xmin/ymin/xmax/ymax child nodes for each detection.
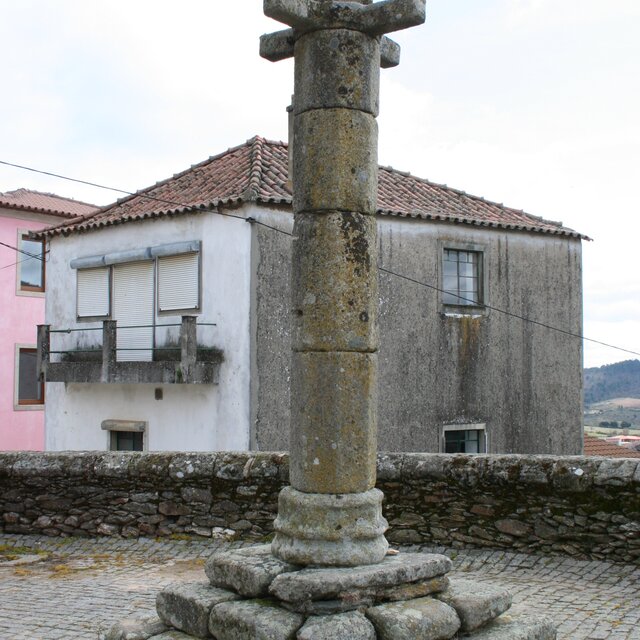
<box><xmin>37</xmin><ymin>316</ymin><xmax>222</xmax><ymax>385</ymax></box>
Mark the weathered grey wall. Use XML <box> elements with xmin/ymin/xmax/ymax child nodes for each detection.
<box><xmin>377</xmin><ymin>218</ymin><xmax>583</xmax><ymax>455</ymax></box>
<box><xmin>253</xmin><ymin>212</ymin><xmax>583</xmax><ymax>454</ymax></box>
<box><xmin>251</xmin><ymin>210</ymin><xmax>293</xmax><ymax>451</ymax></box>
<box><xmin>1</xmin><ymin>452</ymin><xmax>637</xmax><ymax>564</ymax></box>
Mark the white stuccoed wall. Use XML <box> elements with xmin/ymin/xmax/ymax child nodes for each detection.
<box><xmin>45</xmin><ymin>206</ymin><xmax>255</xmax><ymax>452</ymax></box>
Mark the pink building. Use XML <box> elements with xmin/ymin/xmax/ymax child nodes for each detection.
<box><xmin>0</xmin><ymin>189</ymin><xmax>97</xmax><ymax>450</ymax></box>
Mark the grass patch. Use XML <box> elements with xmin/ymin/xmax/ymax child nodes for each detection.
<box><xmin>0</xmin><ymin>544</ymin><xmax>47</xmax><ymax>562</ymax></box>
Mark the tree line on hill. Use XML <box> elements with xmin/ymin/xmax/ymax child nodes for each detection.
<box><xmin>583</xmin><ymin>359</ymin><xmax>640</xmax><ymax>405</ymax></box>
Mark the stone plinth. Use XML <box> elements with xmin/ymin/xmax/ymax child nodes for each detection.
<box><xmin>102</xmin><ymin>544</ymin><xmax>556</xmax><ymax>640</ymax></box>
<box><xmin>435</xmin><ymin>579</ymin><xmax>513</xmax><ymax>632</ymax></box>
<box><xmin>205</xmin><ymin>545</ymin><xmax>297</xmax><ymax>597</ymax></box>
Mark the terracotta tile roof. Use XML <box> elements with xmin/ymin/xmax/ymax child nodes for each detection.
<box><xmin>41</xmin><ymin>136</ymin><xmax>586</xmax><ymax>239</ymax></box>
<box><xmin>584</xmin><ymin>434</ymin><xmax>640</xmax><ymax>458</ymax></box>
<box><xmin>0</xmin><ymin>188</ymin><xmax>98</xmax><ymax>219</ymax></box>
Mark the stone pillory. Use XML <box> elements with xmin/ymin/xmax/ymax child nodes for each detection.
<box><xmin>98</xmin><ymin>5</ymin><xmax>558</xmax><ymax>637</ymax></box>
<box><xmin>260</xmin><ymin>0</ymin><xmax>427</xmax><ymax>567</ymax></box>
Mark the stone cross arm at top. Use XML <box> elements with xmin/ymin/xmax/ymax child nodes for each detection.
<box><xmin>263</xmin><ymin>0</ymin><xmax>426</xmax><ymax>36</ymax></box>
<box><xmin>261</xmin><ymin>0</ymin><xmax>425</xmax><ymax>67</ymax></box>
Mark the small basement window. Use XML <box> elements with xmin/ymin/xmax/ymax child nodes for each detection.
<box><xmin>442</xmin><ymin>423</ymin><xmax>487</xmax><ymax>454</ymax></box>
<box><xmin>111</xmin><ymin>431</ymin><xmax>144</xmax><ymax>451</ymax></box>
<box><xmin>102</xmin><ymin>419</ymin><xmax>146</xmax><ymax>452</ymax></box>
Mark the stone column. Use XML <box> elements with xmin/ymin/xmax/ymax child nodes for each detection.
<box><xmin>261</xmin><ymin>0</ymin><xmax>426</xmax><ymax>566</ymax></box>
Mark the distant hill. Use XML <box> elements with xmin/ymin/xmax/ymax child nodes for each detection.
<box><xmin>584</xmin><ymin>359</ymin><xmax>640</xmax><ymax>405</ymax></box>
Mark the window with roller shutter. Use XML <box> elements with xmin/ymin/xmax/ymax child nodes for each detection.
<box><xmin>77</xmin><ymin>267</ymin><xmax>110</xmax><ymax>318</ymax></box>
<box><xmin>157</xmin><ymin>252</ymin><xmax>200</xmax><ymax>312</ymax></box>
<box><xmin>113</xmin><ymin>261</ymin><xmax>155</xmax><ymax>362</ymax></box>
<box><xmin>74</xmin><ymin>241</ymin><xmax>201</xmax><ymax>332</ymax></box>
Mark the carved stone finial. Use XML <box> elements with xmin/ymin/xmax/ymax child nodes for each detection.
<box><xmin>261</xmin><ymin>0</ymin><xmax>425</xmax><ymax>67</ymax></box>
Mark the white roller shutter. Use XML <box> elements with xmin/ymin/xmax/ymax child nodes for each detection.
<box><xmin>157</xmin><ymin>252</ymin><xmax>200</xmax><ymax>312</ymax></box>
<box><xmin>77</xmin><ymin>267</ymin><xmax>110</xmax><ymax>318</ymax></box>
<box><xmin>113</xmin><ymin>261</ymin><xmax>154</xmax><ymax>362</ymax></box>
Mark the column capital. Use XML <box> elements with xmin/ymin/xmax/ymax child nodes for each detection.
<box><xmin>260</xmin><ymin>29</ymin><xmax>401</xmax><ymax>67</ymax></box>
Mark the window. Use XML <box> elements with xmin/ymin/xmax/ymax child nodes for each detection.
<box><xmin>18</xmin><ymin>234</ymin><xmax>45</xmax><ymax>293</ymax></box>
<box><xmin>442</xmin><ymin>424</ymin><xmax>487</xmax><ymax>453</ymax></box>
<box><xmin>110</xmin><ymin>431</ymin><xmax>144</xmax><ymax>451</ymax></box>
<box><xmin>102</xmin><ymin>419</ymin><xmax>146</xmax><ymax>451</ymax></box>
<box><xmin>15</xmin><ymin>347</ymin><xmax>44</xmax><ymax>408</ymax></box>
<box><xmin>73</xmin><ymin>241</ymin><xmax>201</xmax><ymax>320</ymax></box>
<box><xmin>77</xmin><ymin>267</ymin><xmax>110</xmax><ymax>318</ymax></box>
<box><xmin>157</xmin><ymin>252</ymin><xmax>200</xmax><ymax>312</ymax></box>
<box><xmin>443</xmin><ymin>249</ymin><xmax>482</xmax><ymax>306</ymax></box>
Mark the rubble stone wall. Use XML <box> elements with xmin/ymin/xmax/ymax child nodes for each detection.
<box><xmin>1</xmin><ymin>452</ymin><xmax>638</xmax><ymax>563</ymax></box>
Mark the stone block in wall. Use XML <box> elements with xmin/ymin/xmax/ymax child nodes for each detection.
<box><xmin>168</xmin><ymin>454</ymin><xmax>216</xmax><ymax>481</ymax></box>
<box><xmin>594</xmin><ymin>459</ymin><xmax>639</xmax><ymax>486</ymax></box>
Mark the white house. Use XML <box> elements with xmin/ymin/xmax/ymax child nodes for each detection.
<box><xmin>38</xmin><ymin>136</ymin><xmax>586</xmax><ymax>455</ymax></box>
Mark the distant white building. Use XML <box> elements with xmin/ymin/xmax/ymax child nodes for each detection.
<box><xmin>38</xmin><ymin>137</ymin><xmax>586</xmax><ymax>455</ymax></box>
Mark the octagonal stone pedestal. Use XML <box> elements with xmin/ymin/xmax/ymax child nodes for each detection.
<box><xmin>100</xmin><ymin>545</ymin><xmax>557</xmax><ymax>640</ymax></box>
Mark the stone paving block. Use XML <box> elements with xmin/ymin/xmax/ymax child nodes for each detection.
<box><xmin>296</xmin><ymin>610</ymin><xmax>376</xmax><ymax>640</ymax></box>
<box><xmin>209</xmin><ymin>600</ymin><xmax>304</xmax><ymax>640</ymax></box>
<box><xmin>156</xmin><ymin>580</ymin><xmax>240</xmax><ymax>638</ymax></box>
<box><xmin>269</xmin><ymin>552</ymin><xmax>452</xmax><ymax>604</ymax></box>
<box><xmin>205</xmin><ymin>544</ymin><xmax>298</xmax><ymax>597</ymax></box>
<box><xmin>366</xmin><ymin>596</ymin><xmax>461</xmax><ymax>640</ymax></box>
<box><xmin>100</xmin><ymin>614</ymin><xmax>169</xmax><ymax>640</ymax></box>
<box><xmin>435</xmin><ymin>577</ymin><xmax>512</xmax><ymax>631</ymax></box>
<box><xmin>458</xmin><ymin>611</ymin><xmax>556</xmax><ymax>639</ymax></box>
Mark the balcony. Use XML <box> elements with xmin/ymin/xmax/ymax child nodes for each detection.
<box><xmin>37</xmin><ymin>316</ymin><xmax>222</xmax><ymax>385</ymax></box>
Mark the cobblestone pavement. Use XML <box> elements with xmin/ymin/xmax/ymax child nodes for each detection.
<box><xmin>0</xmin><ymin>535</ymin><xmax>638</xmax><ymax>639</ymax></box>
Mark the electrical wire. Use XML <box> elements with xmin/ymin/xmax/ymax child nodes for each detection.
<box><xmin>378</xmin><ymin>266</ymin><xmax>640</xmax><ymax>358</ymax></box>
<box><xmin>3</xmin><ymin>157</ymin><xmax>638</xmax><ymax>359</ymax></box>
<box><xmin>0</xmin><ymin>159</ymin><xmax>249</xmax><ymax>224</ymax></box>
<box><xmin>0</xmin><ymin>239</ymin><xmax>46</xmax><ymax>261</ymax></box>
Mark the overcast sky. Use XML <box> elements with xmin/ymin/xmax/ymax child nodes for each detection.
<box><xmin>1</xmin><ymin>0</ymin><xmax>638</xmax><ymax>369</ymax></box>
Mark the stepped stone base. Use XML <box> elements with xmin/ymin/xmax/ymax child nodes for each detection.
<box><xmin>100</xmin><ymin>546</ymin><xmax>557</xmax><ymax>640</ymax></box>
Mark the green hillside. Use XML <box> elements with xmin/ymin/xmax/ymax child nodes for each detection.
<box><xmin>584</xmin><ymin>359</ymin><xmax>640</xmax><ymax>405</ymax></box>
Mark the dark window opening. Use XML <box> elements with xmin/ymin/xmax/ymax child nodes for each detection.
<box><xmin>110</xmin><ymin>431</ymin><xmax>143</xmax><ymax>451</ymax></box>
<box><xmin>17</xmin><ymin>348</ymin><xmax>44</xmax><ymax>405</ymax></box>
<box><xmin>444</xmin><ymin>429</ymin><xmax>484</xmax><ymax>454</ymax></box>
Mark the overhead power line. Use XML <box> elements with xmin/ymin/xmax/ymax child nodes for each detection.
<box><xmin>0</xmin><ymin>240</ymin><xmax>46</xmax><ymax>261</ymax></box>
<box><xmin>2</xmin><ymin>157</ymin><xmax>638</xmax><ymax>359</ymax></box>
<box><xmin>0</xmin><ymin>159</ymin><xmax>248</xmax><ymax>224</ymax></box>
<box><xmin>378</xmin><ymin>266</ymin><xmax>640</xmax><ymax>359</ymax></box>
